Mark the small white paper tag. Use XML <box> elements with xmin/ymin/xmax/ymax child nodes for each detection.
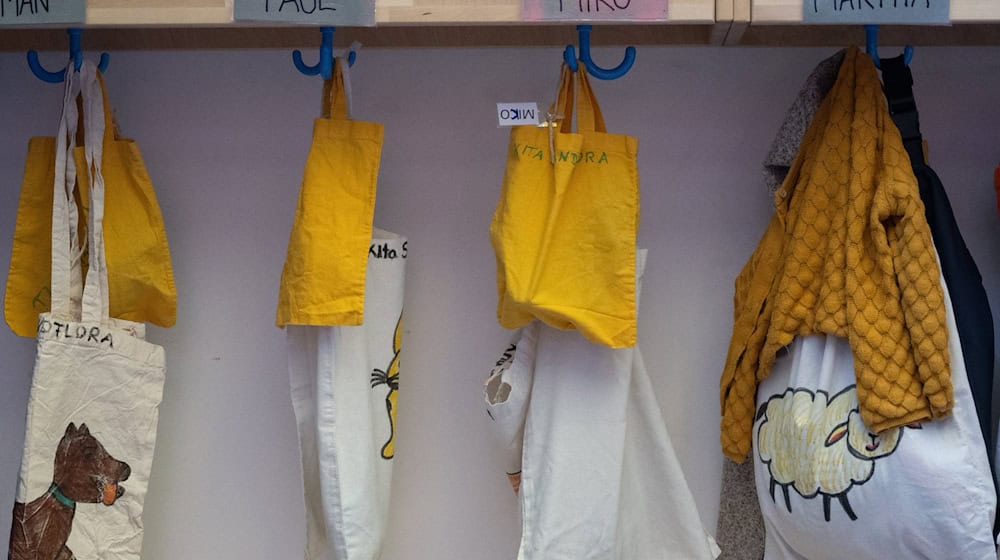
<box><xmin>497</xmin><ymin>103</ymin><xmax>540</xmax><ymax>127</ymax></box>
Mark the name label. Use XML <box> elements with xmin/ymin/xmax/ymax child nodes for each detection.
<box><xmin>522</xmin><ymin>0</ymin><xmax>666</xmax><ymax>21</ymax></box>
<box><xmin>497</xmin><ymin>103</ymin><xmax>540</xmax><ymax>127</ymax></box>
<box><xmin>38</xmin><ymin>318</ymin><xmax>114</xmax><ymax>349</ymax></box>
<box><xmin>804</xmin><ymin>0</ymin><xmax>948</xmax><ymax>23</ymax></box>
<box><xmin>234</xmin><ymin>0</ymin><xmax>374</xmax><ymax>26</ymax></box>
<box><xmin>0</xmin><ymin>0</ymin><xmax>83</xmax><ymax>25</ymax></box>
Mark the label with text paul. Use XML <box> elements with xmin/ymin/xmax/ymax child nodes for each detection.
<box><xmin>522</xmin><ymin>0</ymin><xmax>666</xmax><ymax>21</ymax></box>
<box><xmin>0</xmin><ymin>0</ymin><xmax>84</xmax><ymax>25</ymax></box>
<box><xmin>804</xmin><ymin>0</ymin><xmax>948</xmax><ymax>23</ymax></box>
<box><xmin>234</xmin><ymin>0</ymin><xmax>374</xmax><ymax>26</ymax></box>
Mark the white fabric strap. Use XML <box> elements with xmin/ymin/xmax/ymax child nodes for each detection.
<box><xmin>337</xmin><ymin>42</ymin><xmax>361</xmax><ymax>120</ymax></box>
<box><xmin>62</xmin><ymin>71</ymin><xmax>84</xmax><ymax>305</ymax></box>
<box><xmin>49</xmin><ymin>68</ymin><xmax>82</xmax><ymax>320</ymax></box>
<box><xmin>78</xmin><ymin>62</ymin><xmax>110</xmax><ymax>325</ymax></box>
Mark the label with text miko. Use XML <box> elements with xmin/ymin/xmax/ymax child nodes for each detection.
<box><xmin>234</xmin><ymin>0</ymin><xmax>374</xmax><ymax>26</ymax></box>
<box><xmin>804</xmin><ymin>0</ymin><xmax>948</xmax><ymax>23</ymax></box>
<box><xmin>522</xmin><ymin>0</ymin><xmax>666</xmax><ymax>21</ymax></box>
<box><xmin>0</xmin><ymin>0</ymin><xmax>84</xmax><ymax>25</ymax></box>
<box><xmin>497</xmin><ymin>103</ymin><xmax>541</xmax><ymax>127</ymax></box>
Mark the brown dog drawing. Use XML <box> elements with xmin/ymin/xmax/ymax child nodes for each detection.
<box><xmin>8</xmin><ymin>422</ymin><xmax>131</xmax><ymax>560</ymax></box>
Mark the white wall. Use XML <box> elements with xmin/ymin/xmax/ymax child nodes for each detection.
<box><xmin>1</xmin><ymin>45</ymin><xmax>999</xmax><ymax>560</ymax></box>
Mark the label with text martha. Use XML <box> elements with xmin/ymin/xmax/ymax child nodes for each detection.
<box><xmin>522</xmin><ymin>0</ymin><xmax>666</xmax><ymax>21</ymax></box>
<box><xmin>234</xmin><ymin>0</ymin><xmax>374</xmax><ymax>26</ymax></box>
<box><xmin>0</xmin><ymin>0</ymin><xmax>83</xmax><ymax>25</ymax></box>
<box><xmin>804</xmin><ymin>0</ymin><xmax>948</xmax><ymax>23</ymax></box>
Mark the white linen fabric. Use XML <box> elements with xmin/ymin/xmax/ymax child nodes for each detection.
<box><xmin>287</xmin><ymin>228</ymin><xmax>407</xmax><ymax>560</ymax></box>
<box><xmin>754</xmin><ymin>269</ymin><xmax>997</xmax><ymax>560</ymax></box>
<box><xmin>11</xmin><ymin>61</ymin><xmax>166</xmax><ymax>560</ymax></box>
<box><xmin>486</xmin><ymin>251</ymin><xmax>721</xmax><ymax>560</ymax></box>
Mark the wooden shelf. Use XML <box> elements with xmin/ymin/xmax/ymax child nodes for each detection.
<box><xmin>0</xmin><ymin>0</ymin><xmax>722</xmax><ymax>48</ymax></box>
<box><xmin>86</xmin><ymin>0</ymin><xmax>233</xmax><ymax>25</ymax></box>
<box><xmin>749</xmin><ymin>0</ymin><xmax>1000</xmax><ymax>24</ymax></box>
<box><xmin>717</xmin><ymin>0</ymin><xmax>1000</xmax><ymax>44</ymax></box>
<box><xmin>1</xmin><ymin>0</ymin><xmax>1000</xmax><ymax>50</ymax></box>
<box><xmin>78</xmin><ymin>0</ymin><xmax>714</xmax><ymax>26</ymax></box>
<box><xmin>0</xmin><ymin>24</ymin><xmax>724</xmax><ymax>51</ymax></box>
<box><xmin>737</xmin><ymin>23</ymin><xmax>1000</xmax><ymax>46</ymax></box>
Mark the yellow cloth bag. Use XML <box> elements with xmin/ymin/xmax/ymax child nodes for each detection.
<box><xmin>4</xmin><ymin>73</ymin><xmax>176</xmax><ymax>337</ymax></box>
<box><xmin>490</xmin><ymin>65</ymin><xmax>639</xmax><ymax>348</ymax></box>
<box><xmin>276</xmin><ymin>59</ymin><xmax>384</xmax><ymax>327</ymax></box>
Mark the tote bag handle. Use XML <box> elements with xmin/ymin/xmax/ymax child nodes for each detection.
<box><xmin>574</xmin><ymin>66</ymin><xmax>606</xmax><ymax>133</ymax></box>
<box><xmin>73</xmin><ymin>70</ymin><xmax>121</xmax><ymax>146</ymax></box>
<box><xmin>50</xmin><ymin>62</ymin><xmax>112</xmax><ymax>325</ymax></box>
<box><xmin>550</xmin><ymin>63</ymin><xmax>607</xmax><ymax>134</ymax></box>
<box><xmin>77</xmin><ymin>62</ymin><xmax>112</xmax><ymax>326</ymax></box>
<box><xmin>49</xmin><ymin>69</ymin><xmax>83</xmax><ymax>320</ymax></box>
<box><xmin>321</xmin><ymin>50</ymin><xmax>357</xmax><ymax>120</ymax></box>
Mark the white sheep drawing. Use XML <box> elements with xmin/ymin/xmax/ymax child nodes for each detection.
<box><xmin>754</xmin><ymin>385</ymin><xmax>918</xmax><ymax>522</ymax></box>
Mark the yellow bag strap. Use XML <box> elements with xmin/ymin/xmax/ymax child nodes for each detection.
<box><xmin>575</xmin><ymin>67</ymin><xmax>606</xmax><ymax>133</ymax></box>
<box><xmin>321</xmin><ymin>59</ymin><xmax>350</xmax><ymax>120</ymax></box>
<box><xmin>550</xmin><ymin>63</ymin><xmax>607</xmax><ymax>134</ymax></box>
<box><xmin>550</xmin><ymin>64</ymin><xmax>575</xmax><ymax>133</ymax></box>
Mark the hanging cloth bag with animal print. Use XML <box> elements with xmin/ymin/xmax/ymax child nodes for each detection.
<box><xmin>8</xmin><ymin>61</ymin><xmax>166</xmax><ymax>560</ymax></box>
<box><xmin>751</xmin><ymin>264</ymin><xmax>996</xmax><ymax>559</ymax></box>
<box><xmin>281</xmin><ymin>54</ymin><xmax>407</xmax><ymax>560</ymax></box>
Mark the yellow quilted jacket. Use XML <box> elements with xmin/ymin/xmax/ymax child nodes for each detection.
<box><xmin>719</xmin><ymin>47</ymin><xmax>953</xmax><ymax>462</ymax></box>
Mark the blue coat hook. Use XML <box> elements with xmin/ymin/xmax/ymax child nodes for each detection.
<box><xmin>293</xmin><ymin>27</ymin><xmax>356</xmax><ymax>80</ymax></box>
<box><xmin>27</xmin><ymin>28</ymin><xmax>110</xmax><ymax>83</ymax></box>
<box><xmin>865</xmin><ymin>25</ymin><xmax>913</xmax><ymax>70</ymax></box>
<box><xmin>563</xmin><ymin>25</ymin><xmax>636</xmax><ymax>81</ymax></box>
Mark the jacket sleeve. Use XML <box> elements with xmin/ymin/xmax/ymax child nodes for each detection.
<box><xmin>875</xmin><ymin>161</ymin><xmax>954</xmax><ymax>422</ymax></box>
<box><xmin>720</xmin><ymin>217</ymin><xmax>783</xmax><ymax>461</ymax></box>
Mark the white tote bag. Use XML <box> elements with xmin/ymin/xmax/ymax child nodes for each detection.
<box><xmin>9</xmin><ymin>61</ymin><xmax>166</xmax><ymax>560</ymax></box>
<box><xmin>485</xmin><ymin>326</ymin><xmax>536</xmax><ymax>495</ymax></box>
<box><xmin>753</xmin><ymin>268</ymin><xmax>997</xmax><ymax>560</ymax></box>
<box><xmin>486</xmin><ymin>251</ymin><xmax>721</xmax><ymax>560</ymax></box>
<box><xmin>287</xmin><ymin>228</ymin><xmax>407</xmax><ymax>560</ymax></box>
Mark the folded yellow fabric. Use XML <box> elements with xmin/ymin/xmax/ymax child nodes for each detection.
<box><xmin>276</xmin><ymin>60</ymin><xmax>383</xmax><ymax>327</ymax></box>
<box><xmin>490</xmin><ymin>64</ymin><xmax>639</xmax><ymax>348</ymax></box>
<box><xmin>720</xmin><ymin>47</ymin><xmax>952</xmax><ymax>462</ymax></box>
<box><xmin>5</xmin><ymin>73</ymin><xmax>176</xmax><ymax>336</ymax></box>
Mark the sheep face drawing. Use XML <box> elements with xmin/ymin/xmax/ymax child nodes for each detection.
<box><xmin>830</xmin><ymin>409</ymin><xmax>903</xmax><ymax>462</ymax></box>
<box><xmin>755</xmin><ymin>385</ymin><xmax>918</xmax><ymax>522</ymax></box>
